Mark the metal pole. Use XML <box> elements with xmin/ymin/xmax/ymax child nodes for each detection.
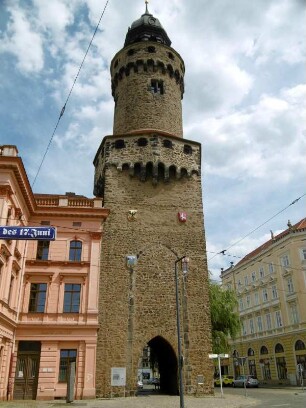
<box><xmin>218</xmin><ymin>355</ymin><xmax>223</xmax><ymax>398</ymax></box>
<box><xmin>175</xmin><ymin>256</ymin><xmax>185</xmax><ymax>408</ymax></box>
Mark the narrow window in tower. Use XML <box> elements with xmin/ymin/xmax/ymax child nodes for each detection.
<box><xmin>114</xmin><ymin>139</ymin><xmax>125</xmax><ymax>149</ymax></box>
<box><xmin>150</xmin><ymin>79</ymin><xmax>164</xmax><ymax>95</ymax></box>
<box><xmin>168</xmin><ymin>52</ymin><xmax>175</xmax><ymax>60</ymax></box>
<box><xmin>147</xmin><ymin>46</ymin><xmax>156</xmax><ymax>53</ymax></box>
<box><xmin>127</xmin><ymin>49</ymin><xmax>135</xmax><ymax>56</ymax></box>
<box><xmin>184</xmin><ymin>144</ymin><xmax>192</xmax><ymax>155</ymax></box>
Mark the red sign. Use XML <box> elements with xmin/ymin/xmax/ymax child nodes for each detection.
<box><xmin>178</xmin><ymin>212</ymin><xmax>187</xmax><ymax>222</ymax></box>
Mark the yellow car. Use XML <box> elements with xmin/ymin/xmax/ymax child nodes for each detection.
<box><xmin>214</xmin><ymin>375</ymin><xmax>234</xmax><ymax>387</ymax></box>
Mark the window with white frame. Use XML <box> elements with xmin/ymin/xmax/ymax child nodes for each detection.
<box><xmin>290</xmin><ymin>303</ymin><xmax>299</xmax><ymax>324</ymax></box>
<box><xmin>275</xmin><ymin>310</ymin><xmax>283</xmax><ymax>328</ymax></box>
<box><xmin>238</xmin><ymin>279</ymin><xmax>242</xmax><ymax>288</ymax></box>
<box><xmin>251</xmin><ymin>271</ymin><xmax>256</xmax><ymax>282</ymax></box>
<box><xmin>244</xmin><ymin>275</ymin><xmax>249</xmax><ymax>286</ymax></box>
<box><xmin>254</xmin><ymin>291</ymin><xmax>259</xmax><ymax>305</ymax></box>
<box><xmin>250</xmin><ymin>319</ymin><xmax>255</xmax><ymax>334</ymax></box>
<box><xmin>301</xmin><ymin>248</ymin><xmax>306</xmax><ymax>261</ymax></box>
<box><xmin>239</xmin><ymin>298</ymin><xmax>244</xmax><ymax>311</ymax></box>
<box><xmin>262</xmin><ymin>288</ymin><xmax>268</xmax><ymax>302</ymax></box>
<box><xmin>259</xmin><ymin>266</ymin><xmax>265</xmax><ymax>278</ymax></box>
<box><xmin>266</xmin><ymin>313</ymin><xmax>272</xmax><ymax>330</ymax></box>
<box><xmin>242</xmin><ymin>320</ymin><xmax>247</xmax><ymax>336</ymax></box>
<box><xmin>246</xmin><ymin>295</ymin><xmax>251</xmax><ymax>308</ymax></box>
<box><xmin>281</xmin><ymin>254</ymin><xmax>290</xmax><ymax>267</ymax></box>
<box><xmin>272</xmin><ymin>285</ymin><xmax>278</xmax><ymax>299</ymax></box>
<box><xmin>257</xmin><ymin>316</ymin><xmax>263</xmax><ymax>332</ymax></box>
<box><xmin>268</xmin><ymin>263</ymin><xmax>274</xmax><ymax>274</ymax></box>
<box><xmin>287</xmin><ymin>277</ymin><xmax>294</xmax><ymax>293</ymax></box>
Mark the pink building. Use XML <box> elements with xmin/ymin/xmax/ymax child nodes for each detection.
<box><xmin>0</xmin><ymin>146</ymin><xmax>109</xmax><ymax>400</ymax></box>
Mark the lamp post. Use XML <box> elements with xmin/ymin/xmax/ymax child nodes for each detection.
<box><xmin>175</xmin><ymin>256</ymin><xmax>188</xmax><ymax>408</ymax></box>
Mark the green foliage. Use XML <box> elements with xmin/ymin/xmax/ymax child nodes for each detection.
<box><xmin>209</xmin><ymin>281</ymin><xmax>240</xmax><ymax>353</ymax></box>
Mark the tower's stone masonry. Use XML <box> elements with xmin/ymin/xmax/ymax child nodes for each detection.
<box><xmin>94</xmin><ymin>6</ymin><xmax>213</xmax><ymax>398</ymax></box>
<box><xmin>111</xmin><ymin>42</ymin><xmax>184</xmax><ymax>137</ymax></box>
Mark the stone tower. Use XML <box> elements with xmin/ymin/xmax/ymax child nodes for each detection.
<box><xmin>94</xmin><ymin>5</ymin><xmax>213</xmax><ymax>398</ymax></box>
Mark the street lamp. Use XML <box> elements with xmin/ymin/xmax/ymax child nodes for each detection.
<box><xmin>175</xmin><ymin>256</ymin><xmax>188</xmax><ymax>408</ymax></box>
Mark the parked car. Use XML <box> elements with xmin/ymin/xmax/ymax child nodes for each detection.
<box><xmin>137</xmin><ymin>380</ymin><xmax>143</xmax><ymax>389</ymax></box>
<box><xmin>214</xmin><ymin>375</ymin><xmax>234</xmax><ymax>386</ymax></box>
<box><xmin>233</xmin><ymin>375</ymin><xmax>259</xmax><ymax>388</ymax></box>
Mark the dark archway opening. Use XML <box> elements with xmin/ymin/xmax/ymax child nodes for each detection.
<box><xmin>145</xmin><ymin>336</ymin><xmax>178</xmax><ymax>395</ymax></box>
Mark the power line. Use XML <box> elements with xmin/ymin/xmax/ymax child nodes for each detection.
<box><xmin>208</xmin><ymin>193</ymin><xmax>306</xmax><ymax>263</ymax></box>
<box><xmin>31</xmin><ymin>0</ymin><xmax>110</xmax><ymax>187</ymax></box>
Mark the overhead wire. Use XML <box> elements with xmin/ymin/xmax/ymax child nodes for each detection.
<box><xmin>208</xmin><ymin>193</ymin><xmax>306</xmax><ymax>263</ymax></box>
<box><xmin>31</xmin><ymin>0</ymin><xmax>110</xmax><ymax>187</ymax></box>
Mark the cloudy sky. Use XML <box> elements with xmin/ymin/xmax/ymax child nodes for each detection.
<box><xmin>0</xmin><ymin>0</ymin><xmax>305</xmax><ymax>279</ymax></box>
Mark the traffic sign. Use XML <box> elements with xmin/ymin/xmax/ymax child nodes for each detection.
<box><xmin>0</xmin><ymin>226</ymin><xmax>56</xmax><ymax>241</ymax></box>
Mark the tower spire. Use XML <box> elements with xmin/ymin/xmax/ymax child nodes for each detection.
<box><xmin>145</xmin><ymin>0</ymin><xmax>149</xmax><ymax>15</ymax></box>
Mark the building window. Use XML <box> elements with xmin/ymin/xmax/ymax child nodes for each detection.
<box><xmin>36</xmin><ymin>241</ymin><xmax>50</xmax><ymax>260</ymax></box>
<box><xmin>7</xmin><ymin>275</ymin><xmax>15</xmax><ymax>306</ymax></box>
<box><xmin>275</xmin><ymin>343</ymin><xmax>284</xmax><ymax>353</ymax></box>
<box><xmin>246</xmin><ymin>295</ymin><xmax>251</xmax><ymax>308</ymax></box>
<box><xmin>249</xmin><ymin>319</ymin><xmax>255</xmax><ymax>334</ymax></box>
<box><xmin>251</xmin><ymin>271</ymin><xmax>256</xmax><ymax>282</ymax></box>
<box><xmin>168</xmin><ymin>52</ymin><xmax>174</xmax><ymax>60</ymax></box>
<box><xmin>271</xmin><ymin>285</ymin><xmax>278</xmax><ymax>299</ymax></box>
<box><xmin>262</xmin><ymin>288</ymin><xmax>268</xmax><ymax>302</ymax></box>
<box><xmin>150</xmin><ymin>79</ymin><xmax>164</xmax><ymax>95</ymax></box>
<box><xmin>281</xmin><ymin>254</ymin><xmax>290</xmax><ymax>267</ymax></box>
<box><xmin>244</xmin><ymin>275</ymin><xmax>249</xmax><ymax>286</ymax></box>
<box><xmin>275</xmin><ymin>310</ymin><xmax>283</xmax><ymax>328</ymax></box>
<box><xmin>163</xmin><ymin>139</ymin><xmax>172</xmax><ymax>149</ymax></box>
<box><xmin>241</xmin><ymin>321</ymin><xmax>247</xmax><ymax>336</ymax></box>
<box><xmin>239</xmin><ymin>298</ymin><xmax>244</xmax><ymax>311</ymax></box>
<box><xmin>295</xmin><ymin>340</ymin><xmax>306</xmax><ymax>351</ymax></box>
<box><xmin>63</xmin><ymin>284</ymin><xmax>81</xmax><ymax>313</ymax></box>
<box><xmin>147</xmin><ymin>46</ymin><xmax>156</xmax><ymax>53</ymax></box>
<box><xmin>287</xmin><ymin>277</ymin><xmax>294</xmax><ymax>293</ymax></box>
<box><xmin>238</xmin><ymin>280</ymin><xmax>242</xmax><ymax>288</ymax></box>
<box><xmin>276</xmin><ymin>356</ymin><xmax>287</xmax><ymax>379</ymax></box>
<box><xmin>254</xmin><ymin>292</ymin><xmax>259</xmax><ymax>305</ymax></box>
<box><xmin>290</xmin><ymin>304</ymin><xmax>299</xmax><ymax>324</ymax></box>
<box><xmin>300</xmin><ymin>249</ymin><xmax>306</xmax><ymax>260</ymax></box>
<box><xmin>259</xmin><ymin>267</ymin><xmax>264</xmax><ymax>278</ymax></box>
<box><xmin>137</xmin><ymin>138</ymin><xmax>148</xmax><ymax>147</ymax></box>
<box><xmin>268</xmin><ymin>263</ymin><xmax>274</xmax><ymax>274</ymax></box>
<box><xmin>260</xmin><ymin>345</ymin><xmax>269</xmax><ymax>355</ymax></box>
<box><xmin>29</xmin><ymin>283</ymin><xmax>47</xmax><ymax>313</ymax></box>
<box><xmin>183</xmin><ymin>144</ymin><xmax>192</xmax><ymax>155</ymax></box>
<box><xmin>257</xmin><ymin>316</ymin><xmax>263</xmax><ymax>332</ymax></box>
<box><xmin>114</xmin><ymin>139</ymin><xmax>125</xmax><ymax>149</ymax></box>
<box><xmin>266</xmin><ymin>313</ymin><xmax>272</xmax><ymax>330</ymax></box>
<box><xmin>69</xmin><ymin>240</ymin><xmax>82</xmax><ymax>261</ymax></box>
<box><xmin>59</xmin><ymin>349</ymin><xmax>77</xmax><ymax>382</ymax></box>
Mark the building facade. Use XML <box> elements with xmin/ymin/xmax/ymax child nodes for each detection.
<box><xmin>221</xmin><ymin>218</ymin><xmax>306</xmax><ymax>385</ymax></box>
<box><xmin>94</xmin><ymin>6</ymin><xmax>213</xmax><ymax>397</ymax></box>
<box><xmin>0</xmin><ymin>145</ymin><xmax>109</xmax><ymax>400</ymax></box>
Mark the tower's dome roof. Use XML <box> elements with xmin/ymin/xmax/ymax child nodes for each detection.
<box><xmin>124</xmin><ymin>5</ymin><xmax>171</xmax><ymax>47</ymax></box>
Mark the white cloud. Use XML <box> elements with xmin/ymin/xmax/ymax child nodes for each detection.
<box><xmin>0</xmin><ymin>3</ymin><xmax>44</xmax><ymax>73</ymax></box>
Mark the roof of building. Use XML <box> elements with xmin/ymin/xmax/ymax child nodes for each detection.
<box><xmin>235</xmin><ymin>217</ymin><xmax>306</xmax><ymax>268</ymax></box>
<box><xmin>124</xmin><ymin>4</ymin><xmax>171</xmax><ymax>47</ymax></box>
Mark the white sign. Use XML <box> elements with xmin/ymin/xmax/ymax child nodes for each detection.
<box><xmin>219</xmin><ymin>354</ymin><xmax>229</xmax><ymax>358</ymax></box>
<box><xmin>208</xmin><ymin>354</ymin><xmax>218</xmax><ymax>359</ymax></box>
<box><xmin>111</xmin><ymin>367</ymin><xmax>126</xmax><ymax>386</ymax></box>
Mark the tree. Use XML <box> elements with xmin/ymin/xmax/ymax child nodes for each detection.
<box><xmin>209</xmin><ymin>281</ymin><xmax>240</xmax><ymax>353</ymax></box>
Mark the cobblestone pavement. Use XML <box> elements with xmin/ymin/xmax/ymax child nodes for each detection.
<box><xmin>0</xmin><ymin>394</ymin><xmax>258</xmax><ymax>408</ymax></box>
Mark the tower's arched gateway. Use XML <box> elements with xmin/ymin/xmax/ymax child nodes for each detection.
<box><xmin>94</xmin><ymin>5</ymin><xmax>213</xmax><ymax>397</ymax></box>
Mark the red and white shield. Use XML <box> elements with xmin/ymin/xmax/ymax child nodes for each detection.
<box><xmin>178</xmin><ymin>212</ymin><xmax>187</xmax><ymax>222</ymax></box>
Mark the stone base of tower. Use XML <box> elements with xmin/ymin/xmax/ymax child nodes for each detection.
<box><xmin>94</xmin><ymin>131</ymin><xmax>214</xmax><ymax>398</ymax></box>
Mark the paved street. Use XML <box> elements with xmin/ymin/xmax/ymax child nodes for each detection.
<box><xmin>0</xmin><ymin>387</ymin><xmax>305</xmax><ymax>408</ymax></box>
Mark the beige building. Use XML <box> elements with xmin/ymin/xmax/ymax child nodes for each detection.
<box><xmin>221</xmin><ymin>218</ymin><xmax>306</xmax><ymax>385</ymax></box>
<box><xmin>0</xmin><ymin>145</ymin><xmax>109</xmax><ymax>400</ymax></box>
